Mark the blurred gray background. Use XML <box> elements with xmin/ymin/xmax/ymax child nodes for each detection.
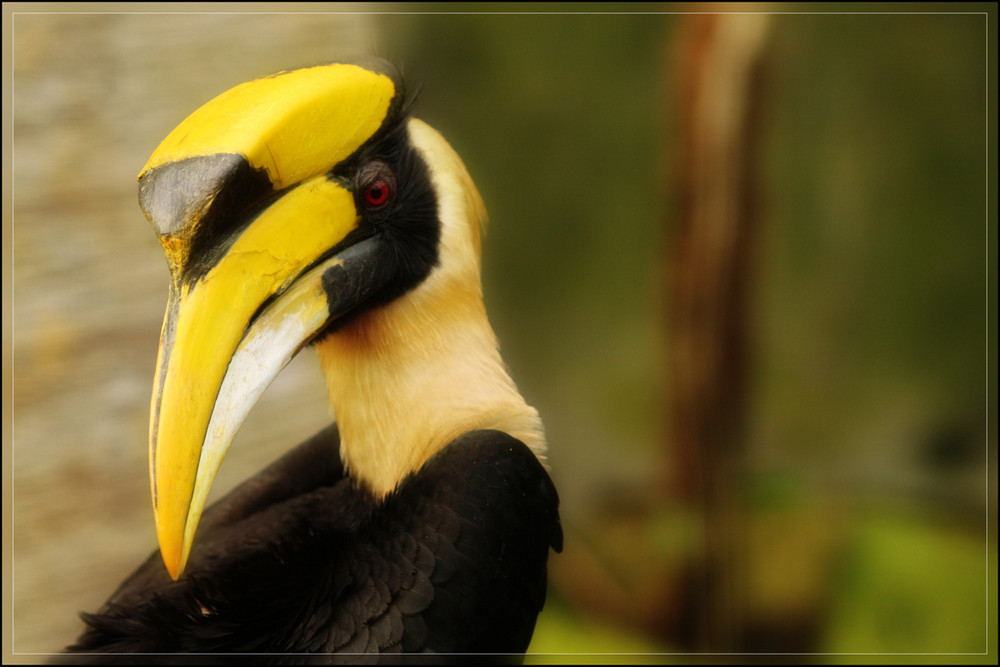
<box><xmin>5</xmin><ymin>4</ymin><xmax>996</xmax><ymax>663</ymax></box>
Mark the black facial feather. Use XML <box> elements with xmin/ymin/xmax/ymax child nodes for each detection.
<box><xmin>317</xmin><ymin>119</ymin><xmax>441</xmax><ymax>335</ymax></box>
<box><xmin>356</xmin><ymin>121</ymin><xmax>440</xmax><ymax>285</ymax></box>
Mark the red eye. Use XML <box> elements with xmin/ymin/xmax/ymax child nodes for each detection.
<box><xmin>357</xmin><ymin>161</ymin><xmax>396</xmax><ymax>212</ymax></box>
<box><xmin>363</xmin><ymin>179</ymin><xmax>391</xmax><ymax>207</ymax></box>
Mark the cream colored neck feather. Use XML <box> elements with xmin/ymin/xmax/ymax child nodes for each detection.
<box><xmin>312</xmin><ymin>118</ymin><xmax>546</xmax><ymax>499</ymax></box>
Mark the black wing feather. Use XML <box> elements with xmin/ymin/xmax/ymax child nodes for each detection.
<box><xmin>61</xmin><ymin>427</ymin><xmax>560</xmax><ymax>664</ymax></box>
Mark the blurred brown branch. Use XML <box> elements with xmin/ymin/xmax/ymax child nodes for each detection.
<box><xmin>665</xmin><ymin>11</ymin><xmax>772</xmax><ymax>651</ymax></box>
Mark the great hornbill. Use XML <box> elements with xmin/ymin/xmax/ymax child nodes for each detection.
<box><xmin>63</xmin><ymin>58</ymin><xmax>561</xmax><ymax>662</ymax></box>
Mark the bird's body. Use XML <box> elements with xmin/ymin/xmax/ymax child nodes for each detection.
<box><xmin>69</xmin><ymin>426</ymin><xmax>559</xmax><ymax>661</ymax></box>
<box><xmin>63</xmin><ymin>59</ymin><xmax>561</xmax><ymax>662</ymax></box>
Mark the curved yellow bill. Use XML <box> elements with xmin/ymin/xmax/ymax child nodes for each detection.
<box><xmin>143</xmin><ymin>61</ymin><xmax>400</xmax><ymax>579</ymax></box>
<box><xmin>151</xmin><ymin>177</ymin><xmax>357</xmax><ymax>578</ymax></box>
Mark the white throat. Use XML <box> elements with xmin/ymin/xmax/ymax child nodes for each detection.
<box><xmin>313</xmin><ymin>118</ymin><xmax>546</xmax><ymax>498</ymax></box>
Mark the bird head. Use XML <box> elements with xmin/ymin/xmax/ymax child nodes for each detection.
<box><xmin>140</xmin><ymin>59</ymin><xmax>544</xmax><ymax>580</ymax></box>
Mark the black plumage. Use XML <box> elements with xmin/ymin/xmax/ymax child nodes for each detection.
<box><xmin>65</xmin><ymin>426</ymin><xmax>561</xmax><ymax>662</ymax></box>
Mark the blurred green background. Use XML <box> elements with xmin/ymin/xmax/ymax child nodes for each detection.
<box><xmin>5</xmin><ymin>4</ymin><xmax>996</xmax><ymax>663</ymax></box>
